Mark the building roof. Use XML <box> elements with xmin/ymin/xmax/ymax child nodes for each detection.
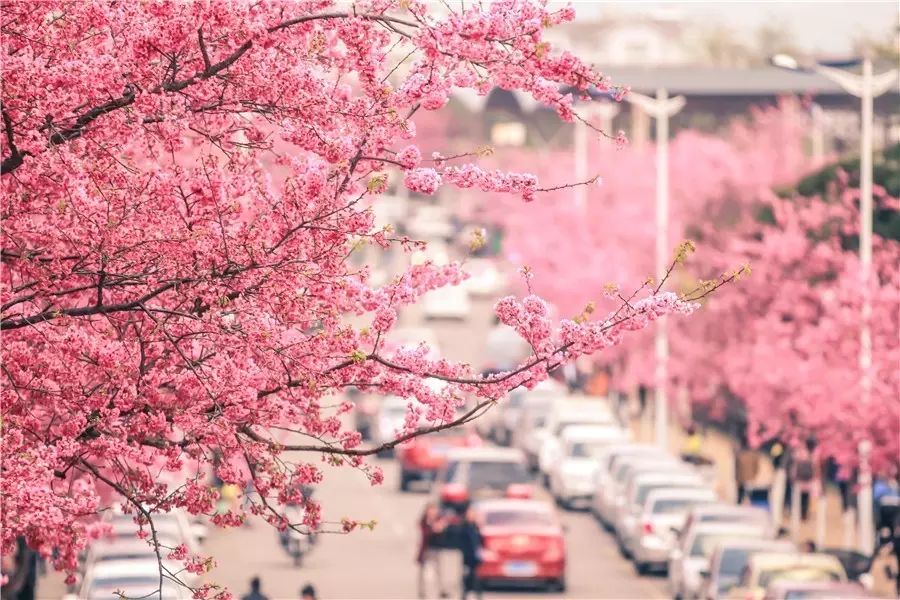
<box><xmin>599</xmin><ymin>65</ymin><xmax>898</xmax><ymax>97</ymax></box>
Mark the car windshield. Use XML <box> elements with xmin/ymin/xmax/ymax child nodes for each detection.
<box><xmin>757</xmin><ymin>567</ymin><xmax>842</xmax><ymax>588</ymax></box>
<box><xmin>468</xmin><ymin>461</ymin><xmax>530</xmax><ymax>490</ymax></box>
<box><xmin>88</xmin><ymin>579</ymin><xmax>180</xmax><ymax>600</ymax></box>
<box><xmin>382</xmin><ymin>405</ymin><xmax>406</xmax><ymax>418</ymax></box>
<box><xmin>569</xmin><ymin>441</ymin><xmax>607</xmax><ymax>458</ymax></box>
<box><xmin>483</xmin><ymin>509</ymin><xmax>555</xmax><ymax>527</ymax></box>
<box><xmin>691</xmin><ymin>533</ymin><xmax>756</xmax><ymax>558</ymax></box>
<box><xmin>652</xmin><ymin>498</ymin><xmax>710</xmax><ymax>514</ymax></box>
<box><xmin>636</xmin><ymin>482</ymin><xmax>694</xmax><ymax>505</ymax></box>
<box><xmin>719</xmin><ymin>547</ymin><xmax>753</xmax><ymax>576</ymax></box>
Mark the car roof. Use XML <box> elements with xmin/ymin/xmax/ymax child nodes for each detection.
<box><xmin>646</xmin><ymin>487</ymin><xmax>717</xmax><ymax>501</ymax></box>
<box><xmin>87</xmin><ymin>558</ymin><xmax>165</xmax><ymax>578</ymax></box>
<box><xmin>692</xmin><ymin>503</ymin><xmax>769</xmax><ymax>517</ymax></box>
<box><xmin>765</xmin><ymin>581</ymin><xmax>869</xmax><ymax>595</ymax></box>
<box><xmin>689</xmin><ymin>522</ymin><xmax>768</xmax><ymax>536</ymax></box>
<box><xmin>561</xmin><ymin>424</ymin><xmax>626</xmax><ymax>441</ymax></box>
<box><xmin>445</xmin><ymin>447</ymin><xmax>525</xmax><ymax>462</ymax></box>
<box><xmin>714</xmin><ymin>538</ymin><xmax>796</xmax><ymax>553</ymax></box>
<box><xmin>749</xmin><ymin>552</ymin><xmax>845</xmax><ymax>570</ymax></box>
<box><xmin>475</xmin><ymin>498</ymin><xmax>555</xmax><ymax>513</ymax></box>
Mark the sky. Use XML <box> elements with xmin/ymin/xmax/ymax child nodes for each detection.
<box><xmin>560</xmin><ymin>1</ymin><xmax>899</xmax><ymax>56</ymax></box>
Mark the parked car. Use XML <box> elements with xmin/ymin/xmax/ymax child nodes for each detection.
<box><xmin>725</xmin><ymin>552</ymin><xmax>848</xmax><ymax>600</ymax></box>
<box><xmin>676</xmin><ymin>504</ymin><xmax>775</xmax><ymax>543</ymax></box>
<box><xmin>492</xmin><ymin>380</ymin><xmax>563</xmax><ymax>447</ymax></box>
<box><xmin>75</xmin><ymin>558</ymin><xmax>186</xmax><ymax>600</ymax></box>
<box><xmin>548</xmin><ymin>424</ymin><xmax>629</xmax><ymax>508</ymax></box>
<box><xmin>591</xmin><ymin>444</ymin><xmax>672</xmax><ymax>527</ymax></box>
<box><xmin>355</xmin><ymin>329</ymin><xmax>441</xmax><ymax>439</ymax></box>
<box><xmin>701</xmin><ymin>539</ymin><xmax>797</xmax><ymax>600</ymax></box>
<box><xmin>601</xmin><ymin>454</ymin><xmax>685</xmax><ymax>535</ymax></box>
<box><xmin>613</xmin><ymin>470</ymin><xmax>706</xmax><ymax>545</ymax></box>
<box><xmin>423</xmin><ymin>284</ymin><xmax>471</xmax><ymax>320</ymax></box>
<box><xmin>462</xmin><ymin>257</ymin><xmax>507</xmax><ymax>297</ymax></box>
<box><xmin>397</xmin><ymin>426</ymin><xmax>482</xmax><ymax>491</ymax></box>
<box><xmin>668</xmin><ymin>522</ymin><xmax>771</xmax><ymax>600</ymax></box>
<box><xmin>536</xmin><ymin>398</ymin><xmax>618</xmax><ymax>478</ymax></box>
<box><xmin>103</xmin><ymin>510</ymin><xmax>201</xmax><ymax>554</ymax></box>
<box><xmin>434</xmin><ymin>447</ymin><xmax>534</xmax><ymax>501</ymax></box>
<box><xmin>626</xmin><ymin>487</ymin><xmax>718</xmax><ymax>574</ymax></box>
<box><xmin>762</xmin><ymin>581</ymin><xmax>874</xmax><ymax>599</ymax></box>
<box><xmin>372</xmin><ymin>395</ymin><xmax>408</xmax><ymax>456</ymax></box>
<box><xmin>473</xmin><ymin>498</ymin><xmax>566</xmax><ymax>591</ymax></box>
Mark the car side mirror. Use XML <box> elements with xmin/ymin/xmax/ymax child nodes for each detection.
<box><xmin>670</xmin><ymin>526</ymin><xmax>681</xmax><ymax>535</ymax></box>
<box><xmin>699</xmin><ymin>568</ymin><xmax>710</xmax><ymax>579</ymax></box>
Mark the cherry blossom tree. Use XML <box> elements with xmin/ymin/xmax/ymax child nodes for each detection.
<box><xmin>0</xmin><ymin>1</ymin><xmax>736</xmax><ymax>595</ymax></box>
<box><xmin>684</xmin><ymin>170</ymin><xmax>900</xmax><ymax>476</ymax></box>
<box><xmin>473</xmin><ymin>100</ymin><xmax>813</xmax><ymax>392</ymax></box>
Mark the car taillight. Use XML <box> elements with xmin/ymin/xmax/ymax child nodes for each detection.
<box><xmin>542</xmin><ymin>538</ymin><xmax>565</xmax><ymax>562</ymax></box>
<box><xmin>642</xmin><ymin>521</ymin><xmax>654</xmax><ymax>534</ymax></box>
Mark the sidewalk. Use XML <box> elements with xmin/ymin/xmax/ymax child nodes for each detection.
<box><xmin>626</xmin><ymin>410</ymin><xmax>896</xmax><ymax>596</ymax></box>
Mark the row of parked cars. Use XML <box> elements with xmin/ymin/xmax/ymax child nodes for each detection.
<box><xmin>64</xmin><ymin>506</ymin><xmax>207</xmax><ymax>600</ymax></box>
<box><xmin>378</xmin><ymin>383</ymin><xmax>869</xmax><ymax>600</ymax></box>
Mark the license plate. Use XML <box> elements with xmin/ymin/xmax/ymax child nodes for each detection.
<box><xmin>502</xmin><ymin>561</ymin><xmax>537</xmax><ymax>577</ymax></box>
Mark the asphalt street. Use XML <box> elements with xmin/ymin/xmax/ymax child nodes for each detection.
<box><xmin>199</xmin><ymin>297</ymin><xmax>668</xmax><ymax>599</ymax></box>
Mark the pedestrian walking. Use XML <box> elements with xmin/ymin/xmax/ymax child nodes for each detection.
<box><xmin>417</xmin><ymin>502</ymin><xmax>450</xmax><ymax>599</ymax></box>
<box><xmin>791</xmin><ymin>439</ymin><xmax>817</xmax><ymax>521</ymax></box>
<box><xmin>735</xmin><ymin>434</ymin><xmax>761</xmax><ymax>505</ymax></box>
<box><xmin>300</xmin><ymin>583</ymin><xmax>317</xmax><ymax>600</ymax></box>
<box><xmin>459</xmin><ymin>507</ymin><xmax>484</xmax><ymax>600</ymax></box>
<box><xmin>241</xmin><ymin>576</ymin><xmax>269</xmax><ymax>600</ymax></box>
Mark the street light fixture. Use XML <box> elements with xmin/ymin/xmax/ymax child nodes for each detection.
<box><xmin>771</xmin><ymin>53</ymin><xmax>898</xmax><ymax>555</ymax></box>
<box><xmin>625</xmin><ymin>88</ymin><xmax>686</xmax><ymax>450</ymax></box>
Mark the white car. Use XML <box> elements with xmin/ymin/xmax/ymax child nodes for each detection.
<box><xmin>626</xmin><ymin>487</ymin><xmax>718</xmax><ymax>575</ymax></box>
<box><xmin>75</xmin><ymin>558</ymin><xmax>188</xmax><ymax>600</ymax></box>
<box><xmin>407</xmin><ymin>204</ymin><xmax>455</xmax><ymax>240</ymax></box>
<box><xmin>423</xmin><ymin>284</ymin><xmax>471</xmax><ymax>320</ymax></box>
<box><xmin>590</xmin><ymin>444</ymin><xmax>670</xmax><ymax>524</ymax></box>
<box><xmin>669</xmin><ymin>522</ymin><xmax>770</xmax><ymax>600</ymax></box>
<box><xmin>434</xmin><ymin>447</ymin><xmax>534</xmax><ymax>500</ymax></box>
<box><xmin>385</xmin><ymin>327</ymin><xmax>442</xmax><ymax>360</ymax></box>
<box><xmin>536</xmin><ymin>397</ymin><xmax>618</xmax><ymax>477</ymax></box>
<box><xmin>593</xmin><ymin>450</ymin><xmax>680</xmax><ymax>529</ymax></box>
<box><xmin>491</xmin><ymin>380</ymin><xmax>564</xmax><ymax>447</ymax></box>
<box><xmin>548</xmin><ymin>424</ymin><xmax>630</xmax><ymax>507</ymax></box>
<box><xmin>462</xmin><ymin>258</ymin><xmax>506</xmax><ymax>297</ymax></box>
<box><xmin>613</xmin><ymin>470</ymin><xmax>706</xmax><ymax>543</ymax></box>
<box><xmin>373</xmin><ymin>395</ymin><xmax>408</xmax><ymax>455</ymax></box>
<box><xmin>103</xmin><ymin>510</ymin><xmax>201</xmax><ymax>554</ymax></box>
<box><xmin>701</xmin><ymin>538</ymin><xmax>797</xmax><ymax>600</ymax></box>
<box><xmin>484</xmin><ymin>323</ymin><xmax>531</xmax><ymax>371</ymax></box>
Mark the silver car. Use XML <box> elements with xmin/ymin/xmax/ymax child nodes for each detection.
<box><xmin>674</xmin><ymin>504</ymin><xmax>776</xmax><ymax>548</ymax></box>
<box><xmin>613</xmin><ymin>470</ymin><xmax>705</xmax><ymax>549</ymax></box>
<box><xmin>669</xmin><ymin>522</ymin><xmax>770</xmax><ymax>599</ymax></box>
<box><xmin>627</xmin><ymin>487</ymin><xmax>717</xmax><ymax>574</ymax></box>
<box><xmin>700</xmin><ymin>539</ymin><xmax>797</xmax><ymax>600</ymax></box>
<box><xmin>495</xmin><ymin>380</ymin><xmax>562</xmax><ymax>446</ymax></box>
<box><xmin>603</xmin><ymin>454</ymin><xmax>684</xmax><ymax>536</ymax></box>
<box><xmin>591</xmin><ymin>444</ymin><xmax>670</xmax><ymax>527</ymax></box>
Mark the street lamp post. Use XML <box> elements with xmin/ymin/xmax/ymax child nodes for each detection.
<box><xmin>574</xmin><ymin>102</ymin><xmax>620</xmax><ymax>214</ymax></box>
<box><xmin>626</xmin><ymin>88</ymin><xmax>686</xmax><ymax>449</ymax></box>
<box><xmin>771</xmin><ymin>53</ymin><xmax>898</xmax><ymax>554</ymax></box>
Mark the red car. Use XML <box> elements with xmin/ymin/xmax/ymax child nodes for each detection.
<box><xmin>473</xmin><ymin>498</ymin><xmax>567</xmax><ymax>591</ymax></box>
<box><xmin>397</xmin><ymin>428</ymin><xmax>481</xmax><ymax>491</ymax></box>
